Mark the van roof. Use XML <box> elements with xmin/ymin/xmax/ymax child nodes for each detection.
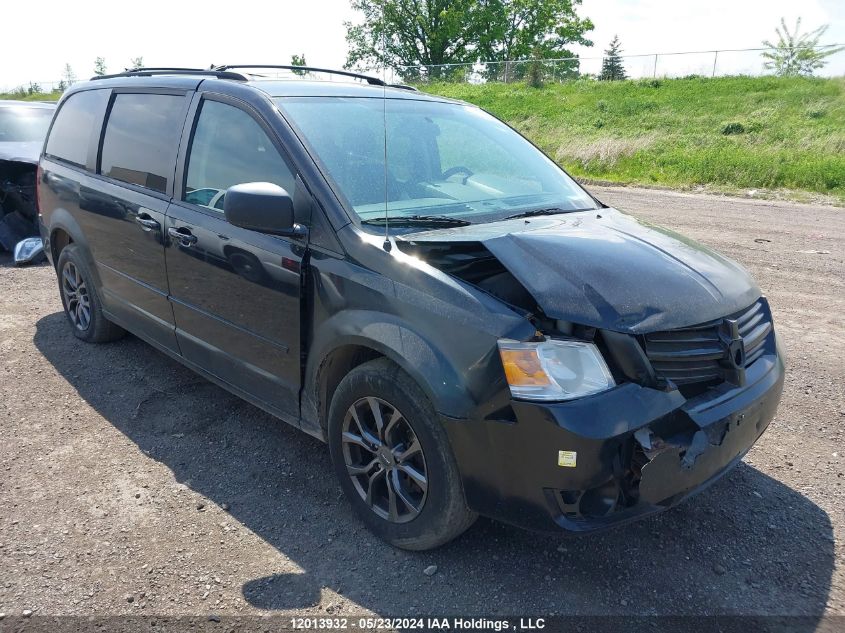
<box><xmin>248</xmin><ymin>80</ymin><xmax>450</xmax><ymax>101</ymax></box>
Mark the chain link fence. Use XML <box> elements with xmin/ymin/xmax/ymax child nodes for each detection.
<box><xmin>389</xmin><ymin>45</ymin><xmax>845</xmax><ymax>84</ymax></box>
<box><xmin>3</xmin><ymin>45</ymin><xmax>843</xmax><ymax>94</ymax></box>
<box><xmin>0</xmin><ymin>79</ymin><xmax>66</xmax><ymax>95</ymax></box>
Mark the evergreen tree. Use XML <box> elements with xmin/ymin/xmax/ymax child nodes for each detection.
<box><xmin>600</xmin><ymin>35</ymin><xmax>627</xmax><ymax>81</ymax></box>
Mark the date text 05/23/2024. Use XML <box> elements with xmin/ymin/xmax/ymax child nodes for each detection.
<box><xmin>290</xmin><ymin>617</ymin><xmax>547</xmax><ymax>630</ymax></box>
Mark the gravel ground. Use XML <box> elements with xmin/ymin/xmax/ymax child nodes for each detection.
<box><xmin>0</xmin><ymin>186</ymin><xmax>843</xmax><ymax>620</ymax></box>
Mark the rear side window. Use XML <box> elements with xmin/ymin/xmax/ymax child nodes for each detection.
<box><xmin>100</xmin><ymin>93</ymin><xmax>185</xmax><ymax>194</ymax></box>
<box><xmin>45</xmin><ymin>90</ymin><xmax>109</xmax><ymax>167</ymax></box>
<box><xmin>183</xmin><ymin>100</ymin><xmax>295</xmax><ymax>211</ymax></box>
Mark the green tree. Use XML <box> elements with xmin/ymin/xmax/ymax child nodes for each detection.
<box><xmin>62</xmin><ymin>63</ymin><xmax>76</xmax><ymax>87</ymax></box>
<box><xmin>290</xmin><ymin>54</ymin><xmax>308</xmax><ymax>76</ymax></box>
<box><xmin>344</xmin><ymin>0</ymin><xmax>477</xmax><ymax>79</ymax></box>
<box><xmin>600</xmin><ymin>35</ymin><xmax>627</xmax><ymax>80</ymax></box>
<box><xmin>762</xmin><ymin>18</ymin><xmax>844</xmax><ymax>76</ymax></box>
<box><xmin>475</xmin><ymin>0</ymin><xmax>593</xmax><ymax>81</ymax></box>
<box><xmin>345</xmin><ymin>0</ymin><xmax>592</xmax><ymax>81</ymax></box>
<box><xmin>94</xmin><ymin>57</ymin><xmax>107</xmax><ymax>76</ymax></box>
<box><xmin>129</xmin><ymin>56</ymin><xmax>144</xmax><ymax>69</ymax></box>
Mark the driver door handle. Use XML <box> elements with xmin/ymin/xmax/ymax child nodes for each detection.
<box><xmin>168</xmin><ymin>226</ymin><xmax>198</xmax><ymax>247</ymax></box>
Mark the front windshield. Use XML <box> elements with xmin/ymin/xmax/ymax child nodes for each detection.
<box><xmin>276</xmin><ymin>97</ymin><xmax>598</xmax><ymax>224</ymax></box>
<box><xmin>0</xmin><ymin>107</ymin><xmax>53</xmax><ymax>143</ymax></box>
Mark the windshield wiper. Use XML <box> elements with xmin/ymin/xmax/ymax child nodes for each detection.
<box><xmin>503</xmin><ymin>207</ymin><xmax>574</xmax><ymax>220</ymax></box>
<box><xmin>362</xmin><ymin>215</ymin><xmax>472</xmax><ymax>227</ymax></box>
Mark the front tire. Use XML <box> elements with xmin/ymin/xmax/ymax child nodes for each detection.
<box><xmin>56</xmin><ymin>244</ymin><xmax>125</xmax><ymax>343</ymax></box>
<box><xmin>328</xmin><ymin>358</ymin><xmax>477</xmax><ymax>550</ymax></box>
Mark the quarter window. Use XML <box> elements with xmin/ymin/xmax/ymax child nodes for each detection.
<box><xmin>100</xmin><ymin>93</ymin><xmax>185</xmax><ymax>194</ymax></box>
<box><xmin>45</xmin><ymin>90</ymin><xmax>110</xmax><ymax>168</ymax></box>
<box><xmin>183</xmin><ymin>100</ymin><xmax>295</xmax><ymax>211</ymax></box>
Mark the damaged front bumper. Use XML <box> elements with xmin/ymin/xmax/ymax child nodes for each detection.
<box><xmin>444</xmin><ymin>340</ymin><xmax>785</xmax><ymax>533</ymax></box>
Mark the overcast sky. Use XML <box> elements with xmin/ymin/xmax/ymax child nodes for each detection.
<box><xmin>1</xmin><ymin>0</ymin><xmax>843</xmax><ymax>90</ymax></box>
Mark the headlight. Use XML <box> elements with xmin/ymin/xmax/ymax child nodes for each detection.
<box><xmin>13</xmin><ymin>237</ymin><xmax>45</xmax><ymax>265</ymax></box>
<box><xmin>497</xmin><ymin>338</ymin><xmax>615</xmax><ymax>401</ymax></box>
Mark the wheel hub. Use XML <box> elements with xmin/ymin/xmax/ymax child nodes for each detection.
<box><xmin>377</xmin><ymin>447</ymin><xmax>394</xmax><ymax>468</ymax></box>
<box><xmin>341</xmin><ymin>396</ymin><xmax>428</xmax><ymax>523</ymax></box>
<box><xmin>61</xmin><ymin>261</ymin><xmax>91</xmax><ymax>332</ymax></box>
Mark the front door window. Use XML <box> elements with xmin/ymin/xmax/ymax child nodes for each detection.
<box><xmin>183</xmin><ymin>100</ymin><xmax>296</xmax><ymax>212</ymax></box>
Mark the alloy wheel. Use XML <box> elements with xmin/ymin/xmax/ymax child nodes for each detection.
<box><xmin>61</xmin><ymin>261</ymin><xmax>91</xmax><ymax>331</ymax></box>
<box><xmin>341</xmin><ymin>396</ymin><xmax>428</xmax><ymax>523</ymax></box>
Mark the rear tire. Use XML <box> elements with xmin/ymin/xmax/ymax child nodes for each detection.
<box><xmin>56</xmin><ymin>244</ymin><xmax>125</xmax><ymax>343</ymax></box>
<box><xmin>328</xmin><ymin>358</ymin><xmax>477</xmax><ymax>550</ymax></box>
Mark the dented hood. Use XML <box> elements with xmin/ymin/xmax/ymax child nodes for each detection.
<box><xmin>402</xmin><ymin>209</ymin><xmax>761</xmax><ymax>333</ymax></box>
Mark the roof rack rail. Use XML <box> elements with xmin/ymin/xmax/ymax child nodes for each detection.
<box><xmin>86</xmin><ymin>65</ymin><xmax>419</xmax><ymax>91</ymax></box>
<box><xmin>213</xmin><ymin>65</ymin><xmax>387</xmax><ymax>86</ymax></box>
<box><xmin>90</xmin><ymin>67</ymin><xmax>249</xmax><ymax>81</ymax></box>
<box><xmin>389</xmin><ymin>83</ymin><xmax>419</xmax><ymax>92</ymax></box>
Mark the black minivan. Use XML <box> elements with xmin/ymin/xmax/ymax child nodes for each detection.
<box><xmin>38</xmin><ymin>66</ymin><xmax>784</xmax><ymax>550</ymax></box>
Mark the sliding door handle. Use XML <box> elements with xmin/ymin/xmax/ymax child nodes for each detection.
<box><xmin>135</xmin><ymin>214</ymin><xmax>160</xmax><ymax>231</ymax></box>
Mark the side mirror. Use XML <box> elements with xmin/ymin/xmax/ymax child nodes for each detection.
<box><xmin>224</xmin><ymin>182</ymin><xmax>305</xmax><ymax>238</ymax></box>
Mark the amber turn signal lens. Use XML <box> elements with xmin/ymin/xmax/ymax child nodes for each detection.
<box><xmin>499</xmin><ymin>348</ymin><xmax>552</xmax><ymax>387</ymax></box>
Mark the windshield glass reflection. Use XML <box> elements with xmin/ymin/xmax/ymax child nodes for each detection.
<box><xmin>277</xmin><ymin>97</ymin><xmax>598</xmax><ymax>224</ymax></box>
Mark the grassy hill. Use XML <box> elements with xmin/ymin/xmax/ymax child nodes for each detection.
<box><xmin>423</xmin><ymin>76</ymin><xmax>845</xmax><ymax>204</ymax></box>
<box><xmin>0</xmin><ymin>90</ymin><xmax>63</xmax><ymax>102</ymax></box>
<box><xmin>4</xmin><ymin>76</ymin><xmax>843</xmax><ymax>203</ymax></box>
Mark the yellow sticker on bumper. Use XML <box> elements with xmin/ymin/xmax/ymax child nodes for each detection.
<box><xmin>558</xmin><ymin>450</ymin><xmax>577</xmax><ymax>468</ymax></box>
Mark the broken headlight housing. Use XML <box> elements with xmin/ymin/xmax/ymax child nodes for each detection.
<box><xmin>498</xmin><ymin>338</ymin><xmax>615</xmax><ymax>401</ymax></box>
<box><xmin>13</xmin><ymin>237</ymin><xmax>45</xmax><ymax>266</ymax></box>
